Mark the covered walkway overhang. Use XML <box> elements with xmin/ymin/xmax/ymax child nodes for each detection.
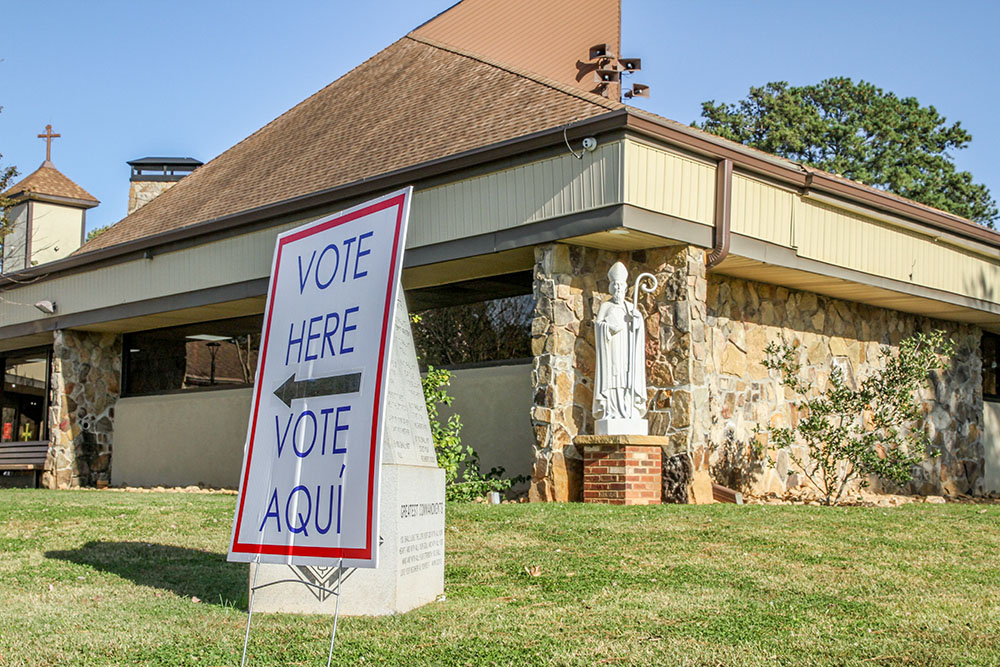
<box><xmin>2</xmin><ymin>108</ymin><xmax>999</xmax><ymax>351</ymax></box>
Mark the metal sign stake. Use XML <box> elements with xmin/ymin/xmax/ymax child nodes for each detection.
<box><xmin>326</xmin><ymin>558</ymin><xmax>345</xmax><ymax>667</ymax></box>
<box><xmin>240</xmin><ymin>558</ymin><xmax>350</xmax><ymax>666</ymax></box>
<box><xmin>240</xmin><ymin>554</ymin><xmax>262</xmax><ymax>667</ymax></box>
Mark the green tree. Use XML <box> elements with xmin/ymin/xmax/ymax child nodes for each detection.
<box><xmin>0</xmin><ymin>170</ymin><xmax>17</xmax><ymax>276</ymax></box>
<box><xmin>0</xmin><ymin>106</ymin><xmax>19</xmax><ymax>265</ymax></box>
<box><xmin>696</xmin><ymin>78</ymin><xmax>998</xmax><ymax>227</ymax></box>
<box><xmin>86</xmin><ymin>224</ymin><xmax>110</xmax><ymax>243</ymax></box>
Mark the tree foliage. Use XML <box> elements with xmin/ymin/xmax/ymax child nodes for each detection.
<box><xmin>0</xmin><ymin>106</ymin><xmax>19</xmax><ymax>244</ymax></box>
<box><xmin>758</xmin><ymin>330</ymin><xmax>953</xmax><ymax>505</ymax></box>
<box><xmin>696</xmin><ymin>78</ymin><xmax>998</xmax><ymax>227</ymax></box>
<box><xmin>412</xmin><ymin>294</ymin><xmax>532</xmax><ymax>367</ymax></box>
<box><xmin>86</xmin><ymin>224</ymin><xmax>110</xmax><ymax>243</ymax></box>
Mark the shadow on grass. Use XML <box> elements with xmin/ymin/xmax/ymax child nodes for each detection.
<box><xmin>45</xmin><ymin>541</ymin><xmax>246</xmax><ymax>608</ymax></box>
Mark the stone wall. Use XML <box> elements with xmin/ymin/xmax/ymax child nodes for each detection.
<box><xmin>700</xmin><ymin>275</ymin><xmax>984</xmax><ymax>497</ymax></box>
<box><xmin>529</xmin><ymin>241</ymin><xmax>986</xmax><ymax>502</ymax></box>
<box><xmin>128</xmin><ymin>180</ymin><xmax>178</xmax><ymax>215</ymax></box>
<box><xmin>529</xmin><ymin>243</ymin><xmax>706</xmax><ymax>501</ymax></box>
<box><xmin>45</xmin><ymin>330</ymin><xmax>122</xmax><ymax>488</ymax></box>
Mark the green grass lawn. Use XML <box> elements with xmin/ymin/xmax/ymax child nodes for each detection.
<box><xmin>0</xmin><ymin>489</ymin><xmax>998</xmax><ymax>666</ymax></box>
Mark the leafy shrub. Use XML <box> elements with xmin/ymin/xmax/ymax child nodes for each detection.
<box><xmin>758</xmin><ymin>330</ymin><xmax>953</xmax><ymax>505</ymax></box>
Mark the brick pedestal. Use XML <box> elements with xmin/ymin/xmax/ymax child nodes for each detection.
<box><xmin>577</xmin><ymin>435</ymin><xmax>666</xmax><ymax>505</ymax></box>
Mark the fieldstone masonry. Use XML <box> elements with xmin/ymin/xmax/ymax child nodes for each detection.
<box><xmin>531</xmin><ymin>241</ymin><xmax>985</xmax><ymax>502</ymax></box>
<box><xmin>530</xmin><ymin>243</ymin><xmax>707</xmax><ymax>501</ymax></box>
<box><xmin>701</xmin><ymin>275</ymin><xmax>984</xmax><ymax>497</ymax></box>
<box><xmin>45</xmin><ymin>330</ymin><xmax>122</xmax><ymax>488</ymax></box>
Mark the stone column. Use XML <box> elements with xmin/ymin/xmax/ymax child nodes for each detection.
<box><xmin>530</xmin><ymin>243</ymin><xmax>708</xmax><ymax>502</ymax></box>
<box><xmin>46</xmin><ymin>330</ymin><xmax>122</xmax><ymax>488</ymax></box>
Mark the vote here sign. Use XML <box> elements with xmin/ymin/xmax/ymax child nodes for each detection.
<box><xmin>228</xmin><ymin>188</ymin><xmax>411</xmax><ymax>568</ymax></box>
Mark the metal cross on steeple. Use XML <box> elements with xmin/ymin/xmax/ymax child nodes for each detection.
<box><xmin>37</xmin><ymin>124</ymin><xmax>61</xmax><ymax>161</ymax></box>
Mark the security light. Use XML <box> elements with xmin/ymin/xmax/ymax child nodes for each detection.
<box><xmin>34</xmin><ymin>300</ymin><xmax>56</xmax><ymax>314</ymax></box>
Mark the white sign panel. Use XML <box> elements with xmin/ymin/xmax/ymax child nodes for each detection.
<box><xmin>229</xmin><ymin>188</ymin><xmax>411</xmax><ymax>568</ymax></box>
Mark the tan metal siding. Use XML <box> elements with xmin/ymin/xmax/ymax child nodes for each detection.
<box><xmin>1</xmin><ymin>146</ymin><xmax>626</xmax><ymax>330</ymax></box>
<box><xmin>409</xmin><ymin>140</ymin><xmax>624</xmax><ymax>247</ymax></box>
<box><xmin>731</xmin><ymin>173</ymin><xmax>794</xmax><ymax>247</ymax></box>
<box><xmin>0</xmin><ymin>221</ymin><xmax>299</xmax><ymax>330</ymax></box>
<box><xmin>624</xmin><ymin>139</ymin><xmax>714</xmax><ymax>226</ymax></box>
<box><xmin>795</xmin><ymin>199</ymin><xmax>1000</xmax><ymax>304</ymax></box>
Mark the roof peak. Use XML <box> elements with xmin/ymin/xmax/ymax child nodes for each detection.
<box><xmin>3</xmin><ymin>160</ymin><xmax>99</xmax><ymax>207</ymax></box>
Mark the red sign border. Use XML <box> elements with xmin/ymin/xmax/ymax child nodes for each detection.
<box><xmin>230</xmin><ymin>193</ymin><xmax>406</xmax><ymax>561</ymax></box>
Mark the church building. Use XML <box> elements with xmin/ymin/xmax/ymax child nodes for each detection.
<box><xmin>1</xmin><ymin>0</ymin><xmax>998</xmax><ymax>500</ymax></box>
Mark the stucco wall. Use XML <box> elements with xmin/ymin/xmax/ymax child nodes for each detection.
<box><xmin>31</xmin><ymin>202</ymin><xmax>82</xmax><ymax>265</ymax></box>
<box><xmin>112</xmin><ymin>388</ymin><xmax>252</xmax><ymax>488</ymax></box>
<box><xmin>2</xmin><ymin>203</ymin><xmax>28</xmax><ymax>271</ymax></box>
<box><xmin>437</xmin><ymin>363</ymin><xmax>534</xmax><ymax>487</ymax></box>
<box><xmin>110</xmin><ymin>366</ymin><xmax>530</xmax><ymax>490</ymax></box>
<box><xmin>985</xmin><ymin>401</ymin><xmax>1000</xmax><ymax>494</ymax></box>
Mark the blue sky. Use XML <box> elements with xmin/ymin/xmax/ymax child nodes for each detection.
<box><xmin>2</xmin><ymin>0</ymin><xmax>997</xmax><ymax>233</ymax></box>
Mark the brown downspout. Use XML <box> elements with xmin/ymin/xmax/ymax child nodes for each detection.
<box><xmin>705</xmin><ymin>158</ymin><xmax>733</xmax><ymax>269</ymax></box>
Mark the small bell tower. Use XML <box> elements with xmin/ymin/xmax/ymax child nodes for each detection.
<box><xmin>1</xmin><ymin>125</ymin><xmax>99</xmax><ymax>273</ymax></box>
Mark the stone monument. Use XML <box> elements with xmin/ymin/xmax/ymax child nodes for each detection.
<box><xmin>249</xmin><ymin>295</ymin><xmax>445</xmax><ymax>615</ymax></box>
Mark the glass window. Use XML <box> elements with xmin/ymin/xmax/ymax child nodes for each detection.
<box><xmin>2</xmin><ymin>349</ymin><xmax>50</xmax><ymax>443</ymax></box>
<box><xmin>984</xmin><ymin>332</ymin><xmax>999</xmax><ymax>402</ymax></box>
<box><xmin>123</xmin><ymin>315</ymin><xmax>263</xmax><ymax>396</ymax></box>
<box><xmin>410</xmin><ymin>294</ymin><xmax>533</xmax><ymax>368</ymax></box>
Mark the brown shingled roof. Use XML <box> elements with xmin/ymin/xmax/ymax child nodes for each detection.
<box><xmin>80</xmin><ymin>35</ymin><xmax>621</xmax><ymax>253</ymax></box>
<box><xmin>4</xmin><ymin>161</ymin><xmax>99</xmax><ymax>207</ymax></box>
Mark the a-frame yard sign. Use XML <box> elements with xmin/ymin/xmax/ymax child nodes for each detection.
<box><xmin>229</xmin><ymin>188</ymin><xmax>411</xmax><ymax>568</ymax></box>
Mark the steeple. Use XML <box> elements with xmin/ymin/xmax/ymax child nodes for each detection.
<box><xmin>1</xmin><ymin>126</ymin><xmax>98</xmax><ymax>273</ymax></box>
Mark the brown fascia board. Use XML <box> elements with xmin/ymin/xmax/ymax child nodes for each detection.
<box><xmin>622</xmin><ymin>111</ymin><xmax>1000</xmax><ymax>248</ymax></box>
<box><xmin>5</xmin><ymin>191</ymin><xmax>100</xmax><ymax>209</ymax></box>
<box><xmin>0</xmin><ymin>111</ymin><xmax>630</xmax><ymax>288</ymax></box>
<box><xmin>3</xmin><ymin>106</ymin><xmax>998</xmax><ymax>291</ymax></box>
<box><xmin>623</xmin><ymin>112</ymin><xmax>807</xmax><ymax>185</ymax></box>
<box><xmin>802</xmin><ymin>171</ymin><xmax>999</xmax><ymax>246</ymax></box>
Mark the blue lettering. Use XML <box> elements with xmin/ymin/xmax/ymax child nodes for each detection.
<box><xmin>337</xmin><ymin>486</ymin><xmax>343</xmax><ymax>534</ymax></box>
<box><xmin>259</xmin><ymin>488</ymin><xmax>281</xmax><ymax>533</ymax></box>
<box><xmin>297</xmin><ymin>251</ymin><xmax>316</xmax><ymax>295</ymax></box>
<box><xmin>285</xmin><ymin>486</ymin><xmax>311</xmax><ymax>536</ymax></box>
<box><xmin>319</xmin><ymin>405</ymin><xmax>350</xmax><ymax>455</ymax></box>
<box><xmin>275</xmin><ymin>413</ymin><xmax>293</xmax><ymax>458</ymax></box>
<box><xmin>353</xmin><ymin>230</ymin><xmax>373</xmax><ymax>280</ymax></box>
<box><xmin>322</xmin><ymin>312</ymin><xmax>340</xmax><ymax>358</ymax></box>
<box><xmin>341</xmin><ymin>236</ymin><xmax>357</xmax><ymax>283</ymax></box>
<box><xmin>292</xmin><ymin>411</ymin><xmax>317</xmax><ymax>458</ymax></box>
<box><xmin>341</xmin><ymin>306</ymin><xmax>359</xmax><ymax>354</ymax></box>
<box><xmin>304</xmin><ymin>315</ymin><xmax>323</xmax><ymax>361</ymax></box>
<box><xmin>333</xmin><ymin>406</ymin><xmax>350</xmax><ymax>454</ymax></box>
<box><xmin>285</xmin><ymin>320</ymin><xmax>305</xmax><ymax>365</ymax></box>
<box><xmin>315</xmin><ymin>243</ymin><xmax>339</xmax><ymax>290</ymax></box>
<box><xmin>314</xmin><ymin>485</ymin><xmax>341</xmax><ymax>535</ymax></box>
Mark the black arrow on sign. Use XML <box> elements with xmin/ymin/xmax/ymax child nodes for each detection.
<box><xmin>273</xmin><ymin>371</ymin><xmax>362</xmax><ymax>408</ymax></box>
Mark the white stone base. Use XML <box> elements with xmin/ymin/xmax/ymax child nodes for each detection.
<box><xmin>249</xmin><ymin>463</ymin><xmax>445</xmax><ymax>616</ymax></box>
<box><xmin>596</xmin><ymin>418</ymin><xmax>648</xmax><ymax>436</ymax></box>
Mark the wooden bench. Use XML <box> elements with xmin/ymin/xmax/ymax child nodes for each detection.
<box><xmin>0</xmin><ymin>441</ymin><xmax>49</xmax><ymax>488</ymax></box>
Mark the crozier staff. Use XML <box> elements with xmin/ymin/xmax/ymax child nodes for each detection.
<box><xmin>593</xmin><ymin>262</ymin><xmax>648</xmax><ymax>421</ymax></box>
